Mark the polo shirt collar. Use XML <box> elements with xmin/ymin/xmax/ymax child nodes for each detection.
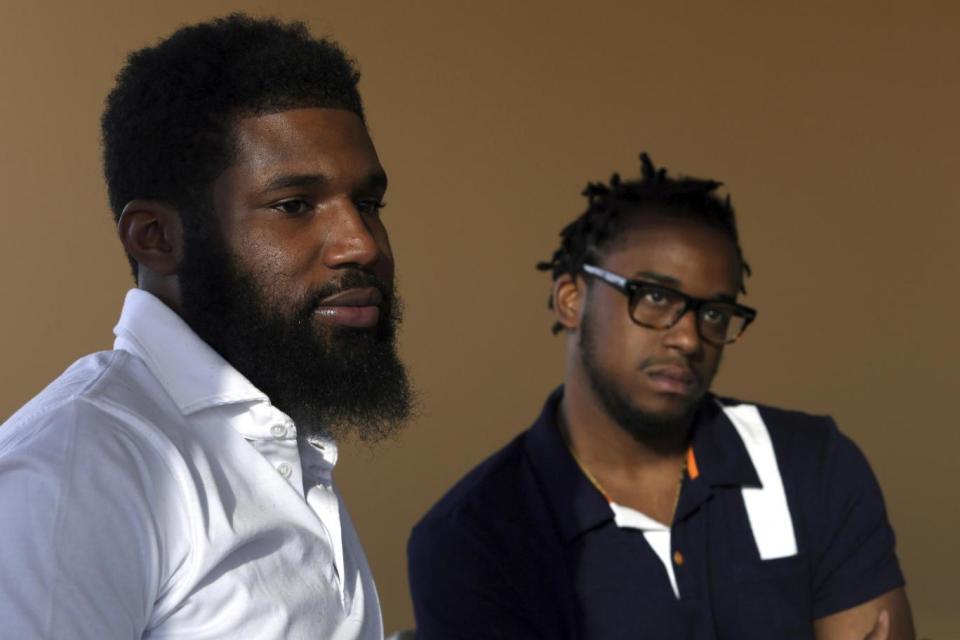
<box><xmin>112</xmin><ymin>288</ymin><xmax>268</xmax><ymax>415</ymax></box>
<box><xmin>524</xmin><ymin>387</ymin><xmax>763</xmax><ymax>542</ymax></box>
<box><xmin>673</xmin><ymin>398</ymin><xmax>762</xmax><ymax>522</ymax></box>
<box><xmin>689</xmin><ymin>398</ymin><xmax>762</xmax><ymax>489</ymax></box>
<box><xmin>525</xmin><ymin>387</ymin><xmax>614</xmax><ymax>543</ymax></box>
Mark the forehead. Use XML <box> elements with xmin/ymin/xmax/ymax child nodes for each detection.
<box><xmin>600</xmin><ymin>212</ymin><xmax>742</xmax><ymax>296</ymax></box>
<box><xmin>227</xmin><ymin>107</ymin><xmax>382</xmax><ymax>184</ymax></box>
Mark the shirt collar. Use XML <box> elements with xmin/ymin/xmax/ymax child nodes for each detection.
<box><xmin>112</xmin><ymin>289</ymin><xmax>268</xmax><ymax>415</ymax></box>
<box><xmin>524</xmin><ymin>387</ymin><xmax>613</xmax><ymax>543</ymax></box>
<box><xmin>673</xmin><ymin>397</ymin><xmax>762</xmax><ymax>521</ymax></box>
<box><xmin>689</xmin><ymin>398</ymin><xmax>762</xmax><ymax>489</ymax></box>
<box><xmin>524</xmin><ymin>387</ymin><xmax>762</xmax><ymax>542</ymax></box>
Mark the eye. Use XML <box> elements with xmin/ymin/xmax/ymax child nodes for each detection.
<box><xmin>272</xmin><ymin>199</ymin><xmax>312</xmax><ymax>216</ymax></box>
<box><xmin>638</xmin><ymin>285</ymin><xmax>672</xmax><ymax>306</ymax></box>
<box><xmin>702</xmin><ymin>306</ymin><xmax>732</xmax><ymax>325</ymax></box>
<box><xmin>357</xmin><ymin>199</ymin><xmax>387</xmax><ymax>216</ymax></box>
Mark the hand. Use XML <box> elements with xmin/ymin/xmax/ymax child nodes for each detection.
<box><xmin>864</xmin><ymin>610</ymin><xmax>889</xmax><ymax>640</ymax></box>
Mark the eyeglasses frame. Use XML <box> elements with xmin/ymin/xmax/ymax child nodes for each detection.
<box><xmin>580</xmin><ymin>263</ymin><xmax>757</xmax><ymax>345</ymax></box>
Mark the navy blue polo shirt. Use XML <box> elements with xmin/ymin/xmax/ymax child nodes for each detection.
<box><xmin>408</xmin><ymin>387</ymin><xmax>905</xmax><ymax>639</ymax></box>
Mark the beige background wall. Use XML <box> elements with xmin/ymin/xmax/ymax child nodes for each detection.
<box><xmin>1</xmin><ymin>0</ymin><xmax>956</xmax><ymax>635</ymax></box>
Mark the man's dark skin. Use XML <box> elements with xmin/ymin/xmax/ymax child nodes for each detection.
<box><xmin>552</xmin><ymin>210</ymin><xmax>914</xmax><ymax>640</ymax></box>
<box><xmin>117</xmin><ymin>108</ymin><xmax>391</xmax><ymax>335</ymax></box>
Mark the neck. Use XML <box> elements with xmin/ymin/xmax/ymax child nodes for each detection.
<box><xmin>138</xmin><ymin>272</ymin><xmax>183</xmax><ymax>315</ymax></box>
<box><xmin>560</xmin><ymin>375</ymin><xmax>694</xmax><ymax>523</ymax></box>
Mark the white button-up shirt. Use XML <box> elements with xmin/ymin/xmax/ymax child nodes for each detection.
<box><xmin>0</xmin><ymin>289</ymin><xmax>382</xmax><ymax>639</ymax></box>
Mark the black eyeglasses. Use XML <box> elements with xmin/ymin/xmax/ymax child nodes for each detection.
<box><xmin>581</xmin><ymin>264</ymin><xmax>757</xmax><ymax>345</ymax></box>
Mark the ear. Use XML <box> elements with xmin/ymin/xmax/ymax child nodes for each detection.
<box><xmin>116</xmin><ymin>200</ymin><xmax>184</xmax><ymax>277</ymax></box>
<box><xmin>553</xmin><ymin>273</ymin><xmax>585</xmax><ymax>332</ymax></box>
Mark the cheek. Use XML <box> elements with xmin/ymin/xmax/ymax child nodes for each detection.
<box><xmin>617</xmin><ymin>330</ymin><xmax>661</xmax><ymax>372</ymax></box>
<box><xmin>228</xmin><ymin>237</ymin><xmax>306</xmax><ymax>307</ymax></box>
<box><xmin>698</xmin><ymin>345</ymin><xmax>725</xmax><ymax>379</ymax></box>
<box><xmin>584</xmin><ymin>301</ymin><xmax>649</xmax><ymax>369</ymax></box>
<box><xmin>371</xmin><ymin>222</ymin><xmax>395</xmax><ymax>277</ymax></box>
<box><xmin>240</xmin><ymin>245</ymin><xmax>296</xmax><ymax>283</ymax></box>
<box><xmin>233</xmin><ymin>224</ymin><xmax>314</xmax><ymax>277</ymax></box>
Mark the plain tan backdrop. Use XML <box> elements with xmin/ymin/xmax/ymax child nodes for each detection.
<box><xmin>1</xmin><ymin>0</ymin><xmax>956</xmax><ymax>636</ymax></box>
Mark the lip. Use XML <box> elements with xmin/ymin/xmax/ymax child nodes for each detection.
<box><xmin>644</xmin><ymin>365</ymin><xmax>699</xmax><ymax>396</ymax></box>
<box><xmin>314</xmin><ymin>287</ymin><xmax>383</xmax><ymax>328</ymax></box>
<box><xmin>318</xmin><ymin>287</ymin><xmax>383</xmax><ymax>308</ymax></box>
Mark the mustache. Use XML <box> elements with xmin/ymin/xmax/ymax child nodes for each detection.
<box><xmin>301</xmin><ymin>270</ymin><xmax>393</xmax><ymax>316</ymax></box>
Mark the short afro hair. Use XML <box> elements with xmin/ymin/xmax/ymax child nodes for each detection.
<box><xmin>537</xmin><ymin>153</ymin><xmax>751</xmax><ymax>333</ymax></box>
<box><xmin>102</xmin><ymin>13</ymin><xmax>365</xmax><ymax>279</ymax></box>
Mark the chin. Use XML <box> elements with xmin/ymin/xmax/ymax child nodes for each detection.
<box><xmin>619</xmin><ymin>409</ymin><xmax>692</xmax><ymax>441</ymax></box>
<box><xmin>644</xmin><ymin>393</ymin><xmax>701</xmax><ymax>417</ymax></box>
<box><xmin>607</xmin><ymin>392</ymin><xmax>704</xmax><ymax>441</ymax></box>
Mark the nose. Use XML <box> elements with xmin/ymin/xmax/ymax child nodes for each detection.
<box><xmin>662</xmin><ymin>308</ymin><xmax>703</xmax><ymax>356</ymax></box>
<box><xmin>322</xmin><ymin>199</ymin><xmax>385</xmax><ymax>270</ymax></box>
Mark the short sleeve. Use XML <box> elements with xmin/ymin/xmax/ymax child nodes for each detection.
<box><xmin>0</xmin><ymin>400</ymin><xmax>164</xmax><ymax>639</ymax></box>
<box><xmin>810</xmin><ymin>424</ymin><xmax>905</xmax><ymax>618</ymax></box>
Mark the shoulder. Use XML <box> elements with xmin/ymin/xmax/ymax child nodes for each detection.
<box><xmin>713</xmin><ymin>396</ymin><xmax>886</xmax><ymax>532</ymax></box>
<box><xmin>713</xmin><ymin>396</ymin><xmax>903</xmax><ymax>613</ymax></box>
<box><xmin>717</xmin><ymin>395</ymin><xmax>836</xmax><ymax>435</ymax></box>
<box><xmin>716</xmin><ymin>397</ymin><xmax>896</xmax><ymax>554</ymax></box>
<box><xmin>409</xmin><ymin>422</ymin><xmax>572</xmax><ymax>601</ymax></box>
<box><xmin>0</xmin><ymin>352</ymin><xmax>200</xmax><ymax>637</ymax></box>
<box><xmin>408</xmin><ymin>433</ymin><xmax>532</xmax><ymax>607</ymax></box>
<box><xmin>4</xmin><ymin>349</ymin><xmax>180</xmax><ymax>447</ymax></box>
<box><xmin>408</xmin><ymin>428</ymin><xmax>576</xmax><ymax>638</ymax></box>
<box><xmin>715</xmin><ymin>396</ymin><xmax>850</xmax><ymax>472</ymax></box>
<box><xmin>409</xmin><ymin>423</ymin><xmax>570</xmax><ymax>570</ymax></box>
<box><xmin>0</xmin><ymin>348</ymin><xmax>196</xmax><ymax>562</ymax></box>
<box><xmin>1</xmin><ymin>351</ymin><xmax>116</xmax><ymax>446</ymax></box>
<box><xmin>413</xmin><ymin>432</ymin><xmax>531</xmax><ymax>537</ymax></box>
<box><xmin>0</xmin><ymin>349</ymin><xmax>190</xmax><ymax>504</ymax></box>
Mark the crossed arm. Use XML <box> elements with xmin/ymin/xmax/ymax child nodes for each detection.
<box><xmin>814</xmin><ymin>587</ymin><xmax>915</xmax><ymax>640</ymax></box>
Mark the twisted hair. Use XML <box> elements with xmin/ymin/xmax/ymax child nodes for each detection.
<box><xmin>537</xmin><ymin>153</ymin><xmax>751</xmax><ymax>333</ymax></box>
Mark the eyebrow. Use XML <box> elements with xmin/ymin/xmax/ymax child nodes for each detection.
<box><xmin>632</xmin><ymin>270</ymin><xmax>681</xmax><ymax>286</ymax></box>
<box><xmin>261</xmin><ymin>169</ymin><xmax>388</xmax><ymax>195</ymax></box>
<box><xmin>262</xmin><ymin>173</ymin><xmax>328</xmax><ymax>193</ymax></box>
<box><xmin>357</xmin><ymin>170</ymin><xmax>388</xmax><ymax>195</ymax></box>
<box><xmin>632</xmin><ymin>270</ymin><xmax>739</xmax><ymax>303</ymax></box>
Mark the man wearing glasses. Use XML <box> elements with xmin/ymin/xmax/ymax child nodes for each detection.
<box><xmin>407</xmin><ymin>155</ymin><xmax>913</xmax><ymax>639</ymax></box>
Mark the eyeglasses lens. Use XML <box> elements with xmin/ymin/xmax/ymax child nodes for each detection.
<box><xmin>630</xmin><ymin>286</ymin><xmax>747</xmax><ymax>345</ymax></box>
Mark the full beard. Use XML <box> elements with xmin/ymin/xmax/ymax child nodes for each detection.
<box><xmin>176</xmin><ymin>224</ymin><xmax>413</xmax><ymax>444</ymax></box>
<box><xmin>579</xmin><ymin>307</ymin><xmax>701</xmax><ymax>443</ymax></box>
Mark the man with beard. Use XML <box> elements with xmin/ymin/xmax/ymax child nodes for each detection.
<box><xmin>0</xmin><ymin>14</ymin><xmax>411</xmax><ymax>639</ymax></box>
<box><xmin>408</xmin><ymin>155</ymin><xmax>913</xmax><ymax>639</ymax></box>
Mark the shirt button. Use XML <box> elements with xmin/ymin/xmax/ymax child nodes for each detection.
<box><xmin>673</xmin><ymin>550</ymin><xmax>684</xmax><ymax>566</ymax></box>
<box><xmin>277</xmin><ymin>462</ymin><xmax>293</xmax><ymax>478</ymax></box>
<box><xmin>270</xmin><ymin>424</ymin><xmax>287</xmax><ymax>438</ymax></box>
